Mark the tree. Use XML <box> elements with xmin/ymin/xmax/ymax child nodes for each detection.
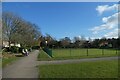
<box><xmin>88</xmin><ymin>37</ymin><xmax>92</xmax><ymax>42</ymax></box>
<box><xmin>44</xmin><ymin>34</ymin><xmax>57</xmax><ymax>48</ymax></box>
<box><xmin>81</xmin><ymin>35</ymin><xmax>86</xmax><ymax>41</ymax></box>
<box><xmin>60</xmin><ymin>37</ymin><xmax>71</xmax><ymax>48</ymax></box>
<box><xmin>92</xmin><ymin>39</ymin><xmax>100</xmax><ymax>48</ymax></box>
<box><xmin>14</xmin><ymin>20</ymin><xmax>41</xmax><ymax>47</ymax></box>
<box><xmin>2</xmin><ymin>12</ymin><xmax>41</xmax><ymax>48</ymax></box>
<box><xmin>73</xmin><ymin>36</ymin><xmax>81</xmax><ymax>48</ymax></box>
<box><xmin>2</xmin><ymin>12</ymin><xmax>22</xmax><ymax>47</ymax></box>
<box><xmin>73</xmin><ymin>36</ymin><xmax>80</xmax><ymax>42</ymax></box>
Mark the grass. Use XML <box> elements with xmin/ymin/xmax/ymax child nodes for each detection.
<box><xmin>2</xmin><ymin>57</ymin><xmax>18</xmax><ymax>67</ymax></box>
<box><xmin>38</xmin><ymin>60</ymin><xmax>118</xmax><ymax>78</ymax></box>
<box><xmin>38</xmin><ymin>48</ymin><xmax>118</xmax><ymax>61</ymax></box>
<box><xmin>2</xmin><ymin>52</ymin><xmax>20</xmax><ymax>67</ymax></box>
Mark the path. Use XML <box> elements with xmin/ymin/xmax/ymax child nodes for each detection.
<box><xmin>3</xmin><ymin>50</ymin><xmax>39</xmax><ymax>78</ymax></box>
<box><xmin>38</xmin><ymin>56</ymin><xmax>119</xmax><ymax>65</ymax></box>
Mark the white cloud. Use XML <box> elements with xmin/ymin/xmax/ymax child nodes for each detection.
<box><xmin>104</xmin><ymin>28</ymin><xmax>119</xmax><ymax>38</ymax></box>
<box><xmin>90</xmin><ymin>12</ymin><xmax>119</xmax><ymax>34</ymax></box>
<box><xmin>85</xmin><ymin>37</ymin><xmax>102</xmax><ymax>40</ymax></box>
<box><xmin>96</xmin><ymin>4</ymin><xmax>118</xmax><ymax>15</ymax></box>
<box><xmin>89</xmin><ymin>4</ymin><xmax>119</xmax><ymax>39</ymax></box>
<box><xmin>102</xmin><ymin>12</ymin><xmax>118</xmax><ymax>23</ymax></box>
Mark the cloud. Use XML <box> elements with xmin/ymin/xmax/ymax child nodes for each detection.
<box><xmin>90</xmin><ymin>12</ymin><xmax>119</xmax><ymax>34</ymax></box>
<box><xmin>102</xmin><ymin>12</ymin><xmax>118</xmax><ymax>23</ymax></box>
<box><xmin>96</xmin><ymin>4</ymin><xmax>118</xmax><ymax>15</ymax></box>
<box><xmin>89</xmin><ymin>3</ymin><xmax>120</xmax><ymax>39</ymax></box>
<box><xmin>104</xmin><ymin>28</ymin><xmax>119</xmax><ymax>38</ymax></box>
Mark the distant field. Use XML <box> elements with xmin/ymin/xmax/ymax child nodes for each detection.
<box><xmin>38</xmin><ymin>48</ymin><xmax>118</xmax><ymax>60</ymax></box>
<box><xmin>39</xmin><ymin>60</ymin><xmax>118</xmax><ymax>78</ymax></box>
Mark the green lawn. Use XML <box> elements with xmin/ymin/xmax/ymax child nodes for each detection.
<box><xmin>2</xmin><ymin>53</ymin><xmax>20</xmax><ymax>67</ymax></box>
<box><xmin>39</xmin><ymin>60</ymin><xmax>118</xmax><ymax>78</ymax></box>
<box><xmin>38</xmin><ymin>48</ymin><xmax>118</xmax><ymax>60</ymax></box>
<box><xmin>2</xmin><ymin>57</ymin><xmax>18</xmax><ymax>67</ymax></box>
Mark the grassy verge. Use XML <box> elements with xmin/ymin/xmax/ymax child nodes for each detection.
<box><xmin>38</xmin><ymin>60</ymin><xmax>118</xmax><ymax>78</ymax></box>
<box><xmin>2</xmin><ymin>52</ymin><xmax>20</xmax><ymax>67</ymax></box>
<box><xmin>38</xmin><ymin>49</ymin><xmax>119</xmax><ymax>61</ymax></box>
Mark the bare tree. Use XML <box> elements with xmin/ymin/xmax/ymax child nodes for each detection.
<box><xmin>2</xmin><ymin>12</ymin><xmax>21</xmax><ymax>47</ymax></box>
<box><xmin>2</xmin><ymin>12</ymin><xmax>41</xmax><ymax>48</ymax></box>
<box><xmin>60</xmin><ymin>37</ymin><xmax>71</xmax><ymax>48</ymax></box>
<box><xmin>14</xmin><ymin>21</ymin><xmax>41</xmax><ymax>47</ymax></box>
<box><xmin>73</xmin><ymin>36</ymin><xmax>80</xmax><ymax>43</ymax></box>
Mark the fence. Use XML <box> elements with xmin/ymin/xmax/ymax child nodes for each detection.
<box><xmin>51</xmin><ymin>48</ymin><xmax>118</xmax><ymax>58</ymax></box>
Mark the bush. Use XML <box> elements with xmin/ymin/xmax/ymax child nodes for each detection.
<box><xmin>28</xmin><ymin>48</ymin><xmax>32</xmax><ymax>52</ymax></box>
<box><xmin>32</xmin><ymin>46</ymin><xmax>40</xmax><ymax>50</ymax></box>
<box><xmin>10</xmin><ymin>46</ymin><xmax>19</xmax><ymax>53</ymax></box>
<box><xmin>18</xmin><ymin>47</ymin><xmax>24</xmax><ymax>53</ymax></box>
<box><xmin>2</xmin><ymin>47</ymin><xmax>10</xmax><ymax>52</ymax></box>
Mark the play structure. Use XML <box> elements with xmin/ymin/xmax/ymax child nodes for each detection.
<box><xmin>39</xmin><ymin>37</ymin><xmax>53</xmax><ymax>58</ymax></box>
<box><xmin>42</xmin><ymin>47</ymin><xmax>52</xmax><ymax>57</ymax></box>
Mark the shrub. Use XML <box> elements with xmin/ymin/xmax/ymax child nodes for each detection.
<box><xmin>2</xmin><ymin>47</ymin><xmax>10</xmax><ymax>52</ymax></box>
<box><xmin>32</xmin><ymin>46</ymin><xmax>40</xmax><ymax>50</ymax></box>
<box><xmin>18</xmin><ymin>47</ymin><xmax>24</xmax><ymax>53</ymax></box>
<box><xmin>10</xmin><ymin>46</ymin><xmax>19</xmax><ymax>53</ymax></box>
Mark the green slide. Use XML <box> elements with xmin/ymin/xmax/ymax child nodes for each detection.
<box><xmin>42</xmin><ymin>47</ymin><xmax>53</xmax><ymax>58</ymax></box>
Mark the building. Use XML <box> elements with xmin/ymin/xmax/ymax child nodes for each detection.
<box><xmin>2</xmin><ymin>40</ymin><xmax>21</xmax><ymax>48</ymax></box>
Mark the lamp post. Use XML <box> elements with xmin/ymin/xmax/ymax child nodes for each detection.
<box><xmin>45</xmin><ymin>40</ymin><xmax>48</xmax><ymax>47</ymax></box>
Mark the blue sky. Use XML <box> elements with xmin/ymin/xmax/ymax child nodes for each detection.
<box><xmin>2</xmin><ymin>2</ymin><xmax>118</xmax><ymax>40</ymax></box>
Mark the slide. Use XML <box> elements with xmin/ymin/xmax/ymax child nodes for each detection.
<box><xmin>42</xmin><ymin>47</ymin><xmax>53</xmax><ymax>58</ymax></box>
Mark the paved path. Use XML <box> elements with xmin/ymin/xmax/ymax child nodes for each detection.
<box><xmin>38</xmin><ymin>56</ymin><xmax>119</xmax><ymax>65</ymax></box>
<box><xmin>3</xmin><ymin>50</ymin><xmax>39</xmax><ymax>78</ymax></box>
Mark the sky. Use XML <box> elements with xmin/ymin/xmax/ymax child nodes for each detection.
<box><xmin>2</xmin><ymin>2</ymin><xmax>119</xmax><ymax>40</ymax></box>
